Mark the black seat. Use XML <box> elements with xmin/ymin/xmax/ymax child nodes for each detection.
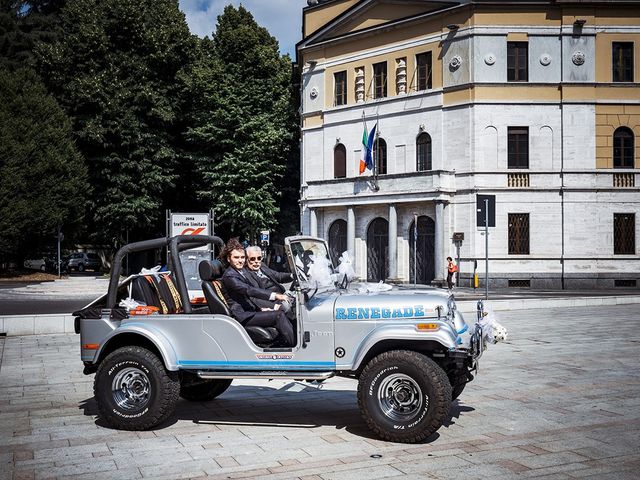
<box><xmin>198</xmin><ymin>260</ymin><xmax>278</xmax><ymax>346</ymax></box>
<box><xmin>130</xmin><ymin>273</ymin><xmax>182</xmax><ymax>314</ymax></box>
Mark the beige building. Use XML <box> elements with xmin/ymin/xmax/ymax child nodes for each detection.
<box><xmin>297</xmin><ymin>0</ymin><xmax>639</xmax><ymax>289</ymax></box>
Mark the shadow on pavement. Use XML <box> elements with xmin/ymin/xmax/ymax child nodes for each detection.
<box><xmin>80</xmin><ymin>383</ymin><xmax>474</xmax><ymax>444</ymax></box>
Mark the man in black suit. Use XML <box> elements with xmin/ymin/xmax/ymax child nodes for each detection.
<box><xmin>221</xmin><ymin>240</ymin><xmax>294</xmax><ymax>347</ymax></box>
<box><xmin>244</xmin><ymin>246</ymin><xmax>294</xmax><ymax>314</ymax></box>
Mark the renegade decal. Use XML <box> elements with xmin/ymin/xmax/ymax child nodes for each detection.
<box><xmin>335</xmin><ymin>305</ymin><xmax>430</xmax><ymax>320</ymax></box>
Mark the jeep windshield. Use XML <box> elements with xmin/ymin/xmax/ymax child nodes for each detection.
<box><xmin>285</xmin><ymin>237</ymin><xmax>337</xmax><ymax>290</ymax></box>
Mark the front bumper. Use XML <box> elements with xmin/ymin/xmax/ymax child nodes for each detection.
<box><xmin>469</xmin><ymin>323</ymin><xmax>485</xmax><ymax>361</ymax></box>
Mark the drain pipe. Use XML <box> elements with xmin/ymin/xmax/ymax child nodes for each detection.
<box><xmin>560</xmin><ymin>23</ymin><xmax>565</xmax><ymax>290</ymax></box>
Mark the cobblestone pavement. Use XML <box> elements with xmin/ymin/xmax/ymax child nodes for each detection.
<box><xmin>1</xmin><ymin>305</ymin><xmax>639</xmax><ymax>480</ymax></box>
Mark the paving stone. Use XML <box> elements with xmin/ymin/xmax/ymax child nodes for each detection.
<box><xmin>0</xmin><ymin>305</ymin><xmax>639</xmax><ymax>479</ymax></box>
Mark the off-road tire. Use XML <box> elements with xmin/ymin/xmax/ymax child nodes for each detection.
<box><xmin>357</xmin><ymin>350</ymin><xmax>452</xmax><ymax>443</ymax></box>
<box><xmin>180</xmin><ymin>379</ymin><xmax>232</xmax><ymax>401</ymax></box>
<box><xmin>94</xmin><ymin>346</ymin><xmax>179</xmax><ymax>431</ymax></box>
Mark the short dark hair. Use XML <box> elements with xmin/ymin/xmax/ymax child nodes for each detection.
<box><xmin>446</xmin><ymin>256</ymin><xmax>453</xmax><ymax>261</ymax></box>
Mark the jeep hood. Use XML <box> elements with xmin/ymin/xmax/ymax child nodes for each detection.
<box><xmin>333</xmin><ymin>289</ymin><xmax>451</xmax><ymax>321</ymax></box>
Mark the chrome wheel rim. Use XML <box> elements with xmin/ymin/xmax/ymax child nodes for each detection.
<box><xmin>112</xmin><ymin>367</ymin><xmax>151</xmax><ymax>411</ymax></box>
<box><xmin>378</xmin><ymin>373</ymin><xmax>425</xmax><ymax>421</ymax></box>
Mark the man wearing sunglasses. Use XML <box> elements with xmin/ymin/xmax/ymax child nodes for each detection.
<box><xmin>244</xmin><ymin>246</ymin><xmax>295</xmax><ymax>318</ymax></box>
<box><xmin>221</xmin><ymin>240</ymin><xmax>295</xmax><ymax>347</ymax></box>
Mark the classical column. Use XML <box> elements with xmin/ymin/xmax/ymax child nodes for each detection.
<box><xmin>387</xmin><ymin>204</ymin><xmax>398</xmax><ymax>281</ymax></box>
<box><xmin>347</xmin><ymin>207</ymin><xmax>356</xmax><ymax>262</ymax></box>
<box><xmin>309</xmin><ymin>208</ymin><xmax>318</xmax><ymax>238</ymax></box>
<box><xmin>433</xmin><ymin>201</ymin><xmax>446</xmax><ymax>285</ymax></box>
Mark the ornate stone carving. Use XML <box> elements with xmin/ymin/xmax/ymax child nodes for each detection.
<box><xmin>484</xmin><ymin>53</ymin><xmax>496</xmax><ymax>66</ymax></box>
<box><xmin>310</xmin><ymin>87</ymin><xmax>318</xmax><ymax>99</ymax></box>
<box><xmin>539</xmin><ymin>53</ymin><xmax>551</xmax><ymax>66</ymax></box>
<box><xmin>449</xmin><ymin>55</ymin><xmax>462</xmax><ymax>70</ymax></box>
<box><xmin>355</xmin><ymin>67</ymin><xmax>365</xmax><ymax>103</ymax></box>
<box><xmin>396</xmin><ymin>58</ymin><xmax>407</xmax><ymax>94</ymax></box>
<box><xmin>572</xmin><ymin>51</ymin><xmax>585</xmax><ymax>66</ymax></box>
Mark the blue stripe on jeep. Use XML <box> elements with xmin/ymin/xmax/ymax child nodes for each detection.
<box><xmin>177</xmin><ymin>360</ymin><xmax>335</xmax><ymax>370</ymax></box>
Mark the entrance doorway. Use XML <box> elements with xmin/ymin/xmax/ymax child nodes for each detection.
<box><xmin>367</xmin><ymin>218</ymin><xmax>389</xmax><ymax>281</ymax></box>
<box><xmin>328</xmin><ymin>219</ymin><xmax>347</xmax><ymax>267</ymax></box>
<box><xmin>409</xmin><ymin>215</ymin><xmax>435</xmax><ymax>284</ymax></box>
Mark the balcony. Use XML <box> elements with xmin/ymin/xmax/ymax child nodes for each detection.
<box><xmin>508</xmin><ymin>173</ymin><xmax>530</xmax><ymax>188</ymax></box>
<box><xmin>303</xmin><ymin>170</ymin><xmax>456</xmax><ymax>205</ymax></box>
<box><xmin>613</xmin><ymin>172</ymin><xmax>635</xmax><ymax>188</ymax></box>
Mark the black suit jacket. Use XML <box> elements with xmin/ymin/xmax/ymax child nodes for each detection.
<box><xmin>244</xmin><ymin>266</ymin><xmax>293</xmax><ymax>309</ymax></box>
<box><xmin>248</xmin><ymin>266</ymin><xmax>292</xmax><ymax>293</ymax></box>
<box><xmin>221</xmin><ymin>267</ymin><xmax>273</xmax><ymax>322</ymax></box>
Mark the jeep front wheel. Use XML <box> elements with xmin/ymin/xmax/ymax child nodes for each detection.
<box><xmin>94</xmin><ymin>346</ymin><xmax>179</xmax><ymax>431</ymax></box>
<box><xmin>180</xmin><ymin>379</ymin><xmax>232</xmax><ymax>401</ymax></box>
<box><xmin>357</xmin><ymin>350</ymin><xmax>452</xmax><ymax>443</ymax></box>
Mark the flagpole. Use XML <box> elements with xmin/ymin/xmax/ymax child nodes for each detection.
<box><xmin>373</xmin><ymin>115</ymin><xmax>380</xmax><ymax>191</ymax></box>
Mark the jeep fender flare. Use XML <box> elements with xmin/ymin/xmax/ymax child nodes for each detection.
<box><xmin>346</xmin><ymin>324</ymin><xmax>458</xmax><ymax>372</ymax></box>
<box><xmin>95</xmin><ymin>323</ymin><xmax>179</xmax><ymax>371</ymax></box>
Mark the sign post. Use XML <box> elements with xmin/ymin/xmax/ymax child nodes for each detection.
<box><xmin>56</xmin><ymin>225</ymin><xmax>63</xmax><ymax>278</ymax></box>
<box><xmin>476</xmin><ymin>195</ymin><xmax>495</xmax><ymax>300</ymax></box>
<box><xmin>169</xmin><ymin>212</ymin><xmax>213</xmax><ymax>300</ymax></box>
<box><xmin>452</xmin><ymin>232</ymin><xmax>464</xmax><ymax>286</ymax></box>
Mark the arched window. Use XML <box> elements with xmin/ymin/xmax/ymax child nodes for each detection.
<box><xmin>375</xmin><ymin>138</ymin><xmax>387</xmax><ymax>175</ymax></box>
<box><xmin>613</xmin><ymin>127</ymin><xmax>635</xmax><ymax>168</ymax></box>
<box><xmin>334</xmin><ymin>143</ymin><xmax>346</xmax><ymax>178</ymax></box>
<box><xmin>416</xmin><ymin>132</ymin><xmax>432</xmax><ymax>171</ymax></box>
<box><xmin>328</xmin><ymin>219</ymin><xmax>347</xmax><ymax>266</ymax></box>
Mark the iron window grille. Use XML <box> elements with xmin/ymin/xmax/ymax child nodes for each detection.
<box><xmin>373</xmin><ymin>62</ymin><xmax>387</xmax><ymax>99</ymax></box>
<box><xmin>334</xmin><ymin>71</ymin><xmax>347</xmax><ymax>106</ymax></box>
<box><xmin>507</xmin><ymin>42</ymin><xmax>528</xmax><ymax>82</ymax></box>
<box><xmin>508</xmin><ymin>213</ymin><xmax>530</xmax><ymax>255</ymax></box>
<box><xmin>613</xmin><ymin>127</ymin><xmax>635</xmax><ymax>168</ymax></box>
<box><xmin>416</xmin><ymin>52</ymin><xmax>432</xmax><ymax>91</ymax></box>
<box><xmin>333</xmin><ymin>143</ymin><xmax>346</xmax><ymax>178</ymax></box>
<box><xmin>508</xmin><ymin>127</ymin><xmax>529</xmax><ymax>169</ymax></box>
<box><xmin>416</xmin><ymin>132</ymin><xmax>432</xmax><ymax>171</ymax></box>
<box><xmin>614</xmin><ymin>213</ymin><xmax>635</xmax><ymax>255</ymax></box>
<box><xmin>613</xmin><ymin>42</ymin><xmax>634</xmax><ymax>82</ymax></box>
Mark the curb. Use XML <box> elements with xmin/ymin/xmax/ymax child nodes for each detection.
<box><xmin>1</xmin><ymin>295</ymin><xmax>639</xmax><ymax>336</ymax></box>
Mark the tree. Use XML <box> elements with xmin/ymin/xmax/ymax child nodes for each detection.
<box><xmin>183</xmin><ymin>5</ymin><xmax>295</xmax><ymax>240</ymax></box>
<box><xmin>35</xmin><ymin>0</ymin><xmax>196</xmax><ymax>242</ymax></box>
<box><xmin>0</xmin><ymin>67</ymin><xmax>88</xmax><ymax>258</ymax></box>
<box><xmin>0</xmin><ymin>0</ymin><xmax>65</xmax><ymax>71</ymax></box>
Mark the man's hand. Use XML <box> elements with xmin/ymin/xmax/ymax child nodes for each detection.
<box><xmin>274</xmin><ymin>293</ymin><xmax>289</xmax><ymax>302</ymax></box>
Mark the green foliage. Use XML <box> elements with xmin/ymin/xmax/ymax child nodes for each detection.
<box><xmin>0</xmin><ymin>67</ymin><xmax>88</xmax><ymax>256</ymax></box>
<box><xmin>0</xmin><ymin>0</ymin><xmax>65</xmax><ymax>71</ymax></box>
<box><xmin>35</xmin><ymin>0</ymin><xmax>196</xmax><ymax>241</ymax></box>
<box><xmin>183</xmin><ymin>5</ymin><xmax>296</xmax><ymax>239</ymax></box>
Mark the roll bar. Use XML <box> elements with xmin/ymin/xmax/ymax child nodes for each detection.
<box><xmin>106</xmin><ymin>235</ymin><xmax>225</xmax><ymax>312</ymax></box>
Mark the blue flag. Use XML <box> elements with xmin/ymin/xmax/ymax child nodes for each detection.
<box><xmin>364</xmin><ymin>122</ymin><xmax>377</xmax><ymax>171</ymax></box>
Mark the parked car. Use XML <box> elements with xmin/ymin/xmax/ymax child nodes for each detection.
<box><xmin>75</xmin><ymin>235</ymin><xmax>491</xmax><ymax>443</ymax></box>
<box><xmin>67</xmin><ymin>252</ymin><xmax>102</xmax><ymax>272</ymax></box>
<box><xmin>23</xmin><ymin>258</ymin><xmax>47</xmax><ymax>271</ymax></box>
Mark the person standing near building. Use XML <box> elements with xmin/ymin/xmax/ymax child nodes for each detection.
<box><xmin>446</xmin><ymin>256</ymin><xmax>458</xmax><ymax>290</ymax></box>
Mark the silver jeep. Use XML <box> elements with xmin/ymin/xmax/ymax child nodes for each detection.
<box><xmin>75</xmin><ymin>235</ymin><xmax>485</xmax><ymax>443</ymax></box>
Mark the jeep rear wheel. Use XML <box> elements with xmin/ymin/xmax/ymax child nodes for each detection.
<box><xmin>94</xmin><ymin>346</ymin><xmax>179</xmax><ymax>431</ymax></box>
<box><xmin>180</xmin><ymin>379</ymin><xmax>232</xmax><ymax>401</ymax></box>
<box><xmin>357</xmin><ymin>350</ymin><xmax>452</xmax><ymax>443</ymax></box>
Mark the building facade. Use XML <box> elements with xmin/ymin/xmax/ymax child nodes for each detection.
<box><xmin>297</xmin><ymin>0</ymin><xmax>640</xmax><ymax>289</ymax></box>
